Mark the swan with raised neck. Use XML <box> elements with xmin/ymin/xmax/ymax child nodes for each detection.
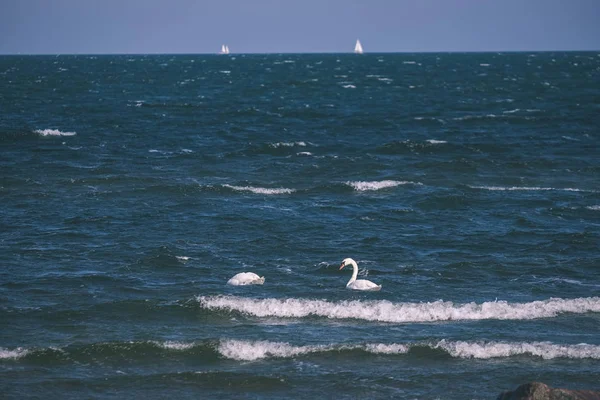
<box><xmin>339</xmin><ymin>258</ymin><xmax>381</xmax><ymax>291</ymax></box>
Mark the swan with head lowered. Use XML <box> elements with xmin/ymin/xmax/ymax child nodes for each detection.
<box><xmin>227</xmin><ymin>272</ymin><xmax>265</xmax><ymax>286</ymax></box>
<box><xmin>339</xmin><ymin>258</ymin><xmax>381</xmax><ymax>291</ymax></box>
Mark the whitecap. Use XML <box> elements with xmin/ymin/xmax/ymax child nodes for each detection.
<box><xmin>436</xmin><ymin>340</ymin><xmax>600</xmax><ymax>360</ymax></box>
<box><xmin>269</xmin><ymin>141</ymin><xmax>307</xmax><ymax>148</ymax></box>
<box><xmin>198</xmin><ymin>295</ymin><xmax>600</xmax><ymax>323</ymax></box>
<box><xmin>215</xmin><ymin>339</ymin><xmax>600</xmax><ymax>361</ymax></box>
<box><xmin>223</xmin><ymin>184</ymin><xmax>295</xmax><ymax>195</ymax></box>
<box><xmin>365</xmin><ymin>343</ymin><xmax>410</xmax><ymax>354</ymax></box>
<box><xmin>426</xmin><ymin>139</ymin><xmax>447</xmax><ymax>144</ymax></box>
<box><xmin>469</xmin><ymin>185</ymin><xmax>593</xmax><ymax>193</ymax></box>
<box><xmin>586</xmin><ymin>205</ymin><xmax>600</xmax><ymax>211</ymax></box>
<box><xmin>342</xmin><ymin>84</ymin><xmax>356</xmax><ymax>89</ymax></box>
<box><xmin>346</xmin><ymin>180</ymin><xmax>421</xmax><ymax>192</ymax></box>
<box><xmin>35</xmin><ymin>129</ymin><xmax>76</xmax><ymax>137</ymax></box>
<box><xmin>218</xmin><ymin>339</ymin><xmax>326</xmax><ymax>361</ymax></box>
<box><xmin>0</xmin><ymin>347</ymin><xmax>28</xmax><ymax>359</ymax></box>
<box><xmin>154</xmin><ymin>341</ymin><xmax>195</xmax><ymax>351</ymax></box>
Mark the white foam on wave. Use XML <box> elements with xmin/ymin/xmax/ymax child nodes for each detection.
<box><xmin>223</xmin><ymin>184</ymin><xmax>295</xmax><ymax>195</ymax></box>
<box><xmin>587</xmin><ymin>205</ymin><xmax>600</xmax><ymax>211</ymax></box>
<box><xmin>154</xmin><ymin>341</ymin><xmax>196</xmax><ymax>351</ymax></box>
<box><xmin>0</xmin><ymin>347</ymin><xmax>29</xmax><ymax>359</ymax></box>
<box><xmin>269</xmin><ymin>141</ymin><xmax>307</xmax><ymax>148</ymax></box>
<box><xmin>436</xmin><ymin>340</ymin><xmax>600</xmax><ymax>360</ymax></box>
<box><xmin>342</xmin><ymin>84</ymin><xmax>356</xmax><ymax>89</ymax></box>
<box><xmin>216</xmin><ymin>339</ymin><xmax>600</xmax><ymax>361</ymax></box>
<box><xmin>35</xmin><ymin>129</ymin><xmax>76</xmax><ymax>137</ymax></box>
<box><xmin>365</xmin><ymin>343</ymin><xmax>410</xmax><ymax>354</ymax></box>
<box><xmin>453</xmin><ymin>114</ymin><xmax>500</xmax><ymax>121</ymax></box>
<box><xmin>346</xmin><ymin>180</ymin><xmax>421</xmax><ymax>192</ymax></box>
<box><xmin>218</xmin><ymin>339</ymin><xmax>327</xmax><ymax>361</ymax></box>
<box><xmin>470</xmin><ymin>185</ymin><xmax>592</xmax><ymax>193</ymax></box>
<box><xmin>426</xmin><ymin>139</ymin><xmax>447</xmax><ymax>144</ymax></box>
<box><xmin>198</xmin><ymin>295</ymin><xmax>600</xmax><ymax>323</ymax></box>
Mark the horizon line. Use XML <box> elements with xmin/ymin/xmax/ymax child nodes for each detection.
<box><xmin>1</xmin><ymin>49</ymin><xmax>599</xmax><ymax>56</ymax></box>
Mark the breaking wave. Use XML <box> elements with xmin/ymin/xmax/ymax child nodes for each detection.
<box><xmin>4</xmin><ymin>339</ymin><xmax>598</xmax><ymax>363</ymax></box>
<box><xmin>218</xmin><ymin>339</ymin><xmax>600</xmax><ymax>361</ymax></box>
<box><xmin>0</xmin><ymin>347</ymin><xmax>29</xmax><ymax>359</ymax></box>
<box><xmin>345</xmin><ymin>180</ymin><xmax>422</xmax><ymax>192</ymax></box>
<box><xmin>222</xmin><ymin>184</ymin><xmax>295</xmax><ymax>195</ymax></box>
<box><xmin>197</xmin><ymin>295</ymin><xmax>600</xmax><ymax>323</ymax></box>
<box><xmin>469</xmin><ymin>185</ymin><xmax>593</xmax><ymax>193</ymax></box>
<box><xmin>34</xmin><ymin>129</ymin><xmax>76</xmax><ymax>137</ymax></box>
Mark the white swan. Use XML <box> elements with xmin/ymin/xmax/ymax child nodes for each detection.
<box><xmin>227</xmin><ymin>272</ymin><xmax>265</xmax><ymax>286</ymax></box>
<box><xmin>339</xmin><ymin>258</ymin><xmax>381</xmax><ymax>291</ymax></box>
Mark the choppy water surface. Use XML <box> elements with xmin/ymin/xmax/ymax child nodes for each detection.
<box><xmin>1</xmin><ymin>52</ymin><xmax>599</xmax><ymax>399</ymax></box>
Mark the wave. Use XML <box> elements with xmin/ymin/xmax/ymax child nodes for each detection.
<box><xmin>0</xmin><ymin>347</ymin><xmax>28</xmax><ymax>359</ymax></box>
<box><xmin>34</xmin><ymin>128</ymin><xmax>76</xmax><ymax>137</ymax></box>
<box><xmin>469</xmin><ymin>185</ymin><xmax>595</xmax><ymax>193</ymax></box>
<box><xmin>4</xmin><ymin>339</ymin><xmax>598</xmax><ymax>363</ymax></box>
<box><xmin>222</xmin><ymin>184</ymin><xmax>295</xmax><ymax>195</ymax></box>
<box><xmin>225</xmin><ymin>141</ymin><xmax>314</xmax><ymax>157</ymax></box>
<box><xmin>197</xmin><ymin>295</ymin><xmax>600</xmax><ymax>323</ymax></box>
<box><xmin>269</xmin><ymin>141</ymin><xmax>307</xmax><ymax>148</ymax></box>
<box><xmin>218</xmin><ymin>339</ymin><xmax>600</xmax><ymax>361</ymax></box>
<box><xmin>375</xmin><ymin>139</ymin><xmax>455</xmax><ymax>155</ymax></box>
<box><xmin>451</xmin><ymin>112</ymin><xmax>541</xmax><ymax>122</ymax></box>
<box><xmin>435</xmin><ymin>340</ymin><xmax>600</xmax><ymax>360</ymax></box>
<box><xmin>345</xmin><ymin>180</ymin><xmax>422</xmax><ymax>192</ymax></box>
<box><xmin>0</xmin><ymin>340</ymin><xmax>217</xmax><ymax>362</ymax></box>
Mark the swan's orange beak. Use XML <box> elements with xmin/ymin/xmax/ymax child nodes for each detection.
<box><xmin>339</xmin><ymin>263</ymin><xmax>345</xmax><ymax>270</ymax></box>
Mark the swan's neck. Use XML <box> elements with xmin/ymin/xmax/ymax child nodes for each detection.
<box><xmin>347</xmin><ymin>260</ymin><xmax>359</xmax><ymax>285</ymax></box>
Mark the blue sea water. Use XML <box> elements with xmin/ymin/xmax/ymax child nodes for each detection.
<box><xmin>1</xmin><ymin>52</ymin><xmax>599</xmax><ymax>399</ymax></box>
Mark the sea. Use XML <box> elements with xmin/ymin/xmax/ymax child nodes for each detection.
<box><xmin>1</xmin><ymin>52</ymin><xmax>599</xmax><ymax>399</ymax></box>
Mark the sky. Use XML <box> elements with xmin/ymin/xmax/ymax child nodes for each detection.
<box><xmin>1</xmin><ymin>0</ymin><xmax>599</xmax><ymax>54</ymax></box>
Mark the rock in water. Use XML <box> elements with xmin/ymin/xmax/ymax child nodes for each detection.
<box><xmin>497</xmin><ymin>382</ymin><xmax>600</xmax><ymax>400</ymax></box>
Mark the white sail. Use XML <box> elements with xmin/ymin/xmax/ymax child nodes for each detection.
<box><xmin>225</xmin><ymin>45</ymin><xmax>230</xmax><ymax>54</ymax></box>
<box><xmin>220</xmin><ymin>44</ymin><xmax>229</xmax><ymax>54</ymax></box>
<box><xmin>354</xmin><ymin>39</ymin><xmax>363</xmax><ymax>54</ymax></box>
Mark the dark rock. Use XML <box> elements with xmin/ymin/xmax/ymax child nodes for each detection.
<box><xmin>497</xmin><ymin>382</ymin><xmax>600</xmax><ymax>400</ymax></box>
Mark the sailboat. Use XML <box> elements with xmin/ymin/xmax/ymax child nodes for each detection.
<box><xmin>354</xmin><ymin>39</ymin><xmax>363</xmax><ymax>54</ymax></box>
<box><xmin>219</xmin><ymin>44</ymin><xmax>230</xmax><ymax>54</ymax></box>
